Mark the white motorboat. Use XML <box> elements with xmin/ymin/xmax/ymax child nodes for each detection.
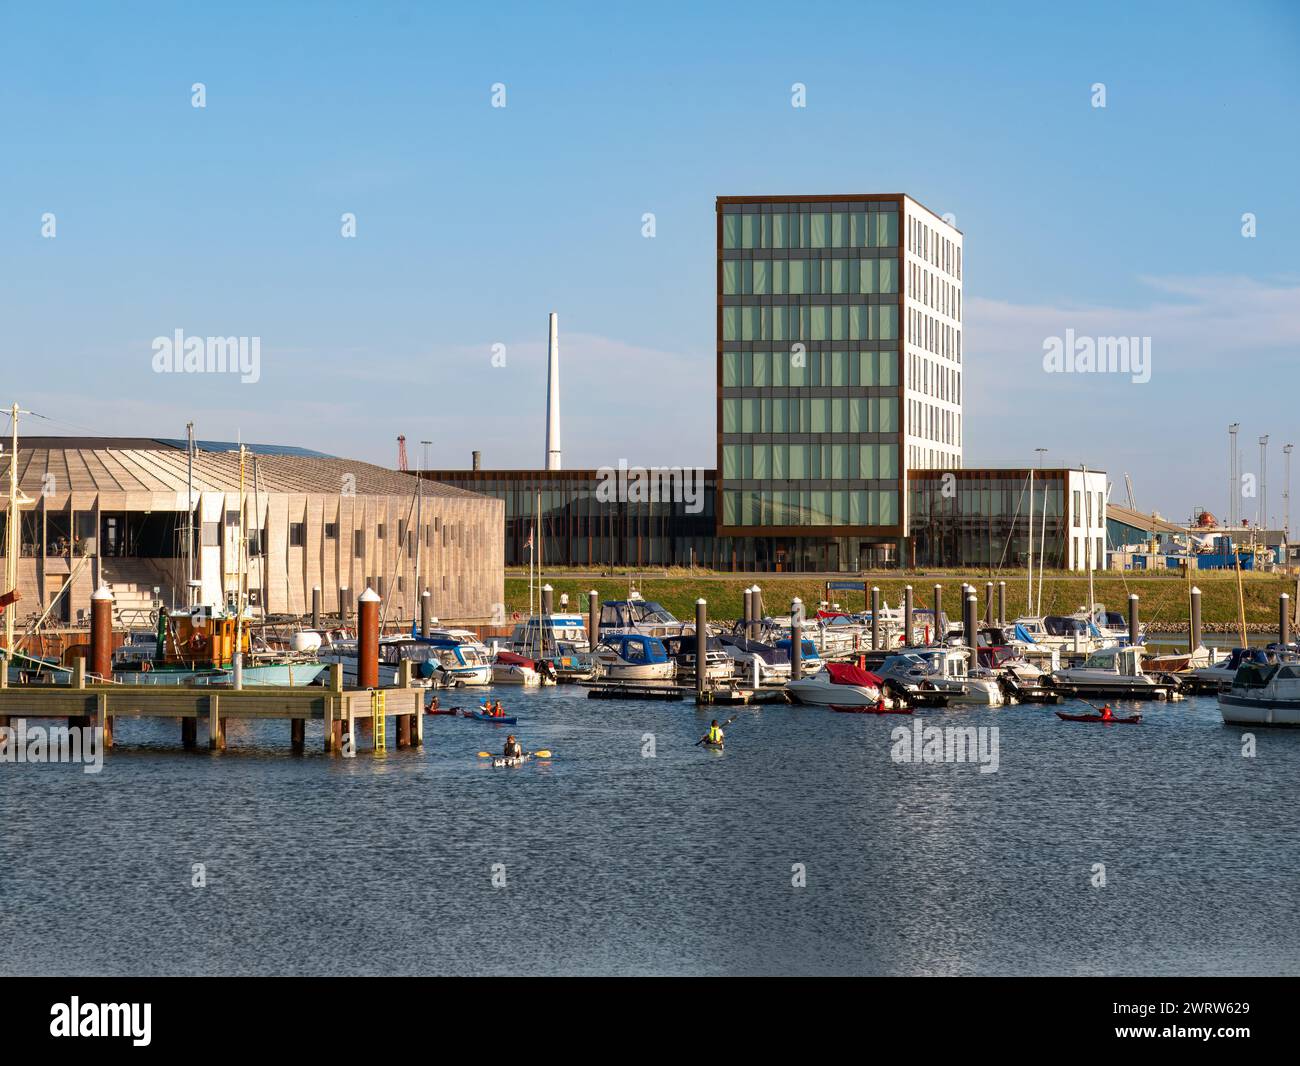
<box><xmin>877</xmin><ymin>647</ymin><xmax>1005</xmax><ymax>706</ymax></box>
<box><xmin>1048</xmin><ymin>645</ymin><xmax>1177</xmax><ymax>699</ymax></box>
<box><xmin>785</xmin><ymin>660</ymin><xmax>883</xmax><ymax>706</ymax></box>
<box><xmin>1219</xmin><ymin>660</ymin><xmax>1300</xmax><ymax>725</ymax></box>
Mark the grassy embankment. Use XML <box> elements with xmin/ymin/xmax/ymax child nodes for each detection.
<box><xmin>504</xmin><ymin>568</ymin><xmax>1299</xmax><ymax>627</ymax></box>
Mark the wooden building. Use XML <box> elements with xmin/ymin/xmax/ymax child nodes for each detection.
<box><xmin>1</xmin><ymin>437</ymin><xmax>503</xmax><ymax>627</ymax></box>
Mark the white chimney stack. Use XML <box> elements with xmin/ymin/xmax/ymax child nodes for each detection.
<box><xmin>545</xmin><ymin>312</ymin><xmax>562</xmax><ymax>470</ymax></box>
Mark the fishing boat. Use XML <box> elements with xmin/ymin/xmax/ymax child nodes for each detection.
<box><xmin>1218</xmin><ymin>660</ymin><xmax>1300</xmax><ymax>726</ymax></box>
<box><xmin>593</xmin><ymin>633</ymin><xmax>677</xmax><ymax>683</ymax></box>
<box><xmin>785</xmin><ymin>661</ymin><xmax>883</xmax><ymax>706</ymax></box>
<box><xmin>113</xmin><ymin>603</ymin><xmax>326</xmax><ymax>687</ymax></box>
<box><xmin>1047</xmin><ymin>645</ymin><xmax>1179</xmax><ymax>699</ymax></box>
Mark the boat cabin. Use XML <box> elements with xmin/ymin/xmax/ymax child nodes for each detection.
<box><xmin>597</xmin><ymin>633</ymin><xmax>671</xmax><ymax>665</ymax></box>
<box><xmin>598</xmin><ymin>600</ymin><xmax>681</xmax><ymax>637</ymax></box>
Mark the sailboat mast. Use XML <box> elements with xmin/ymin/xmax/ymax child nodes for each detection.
<box><xmin>1083</xmin><ymin>465</ymin><xmax>1095</xmax><ymax>622</ymax></box>
<box><xmin>1027</xmin><ymin>468</ymin><xmax>1034</xmax><ymax>614</ymax></box>
<box><xmin>5</xmin><ymin>403</ymin><xmax>22</xmax><ymax>657</ymax></box>
<box><xmin>185</xmin><ymin>422</ymin><xmax>195</xmax><ymax>609</ymax></box>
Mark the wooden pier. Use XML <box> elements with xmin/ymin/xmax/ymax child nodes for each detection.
<box><xmin>0</xmin><ymin>660</ymin><xmax>424</xmax><ymax>754</ymax></box>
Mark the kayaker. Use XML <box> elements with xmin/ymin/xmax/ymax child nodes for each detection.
<box><xmin>1100</xmin><ymin>704</ymin><xmax>1114</xmax><ymax>721</ymax></box>
<box><xmin>481</xmin><ymin>698</ymin><xmax>493</xmax><ymax>714</ymax></box>
<box><xmin>503</xmin><ymin>735</ymin><xmax>523</xmax><ymax>758</ymax></box>
<box><xmin>493</xmin><ymin>699</ymin><xmax>506</xmax><ymax>718</ymax></box>
<box><xmin>706</xmin><ymin>720</ymin><xmax>724</xmax><ymax>746</ymax></box>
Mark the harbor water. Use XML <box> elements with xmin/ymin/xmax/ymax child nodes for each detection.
<box><xmin>2</xmin><ymin>685</ymin><xmax>1297</xmax><ymax>975</ymax></box>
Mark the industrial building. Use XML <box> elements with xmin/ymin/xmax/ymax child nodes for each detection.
<box><xmin>1</xmin><ymin>437</ymin><xmax>503</xmax><ymax>627</ymax></box>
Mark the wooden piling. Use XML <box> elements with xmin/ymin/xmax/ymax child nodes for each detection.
<box><xmin>291</xmin><ymin>717</ymin><xmax>305</xmax><ymax>753</ymax></box>
<box><xmin>209</xmin><ymin>694</ymin><xmax>225</xmax><ymax>751</ymax></box>
<box><xmin>182</xmin><ymin>717</ymin><xmax>197</xmax><ymax>750</ymax></box>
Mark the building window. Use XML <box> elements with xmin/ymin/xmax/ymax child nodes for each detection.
<box><xmin>1073</xmin><ymin>491</ymin><xmax>1081</xmax><ymax>526</ymax></box>
<box><xmin>324</xmin><ymin>522</ymin><xmax>337</xmax><ymax>539</ymax></box>
<box><xmin>202</xmin><ymin>522</ymin><xmax>220</xmax><ymax>547</ymax></box>
<box><xmin>289</xmin><ymin>523</ymin><xmax>305</xmax><ymax>547</ymax></box>
<box><xmin>354</xmin><ymin>530</ymin><xmax>364</xmax><ymax>558</ymax></box>
<box><xmin>376</xmin><ymin>523</ymin><xmax>385</xmax><ymax>541</ymax></box>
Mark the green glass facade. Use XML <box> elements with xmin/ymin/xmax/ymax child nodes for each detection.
<box><xmin>718</xmin><ymin>196</ymin><xmax>903</xmax><ymax>539</ymax></box>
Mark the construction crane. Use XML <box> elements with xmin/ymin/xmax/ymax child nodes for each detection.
<box><xmin>396</xmin><ymin>435</ymin><xmax>409</xmax><ymax>472</ymax></box>
<box><xmin>1124</xmin><ymin>473</ymin><xmax>1137</xmax><ymax>511</ymax></box>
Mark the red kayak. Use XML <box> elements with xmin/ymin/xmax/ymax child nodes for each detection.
<box><xmin>831</xmin><ymin>703</ymin><xmax>914</xmax><ymax>716</ymax></box>
<box><xmin>425</xmin><ymin>707</ymin><xmax>459</xmax><ymax>716</ymax></box>
<box><xmin>1056</xmin><ymin>711</ymin><xmax>1141</xmax><ymax>724</ymax></box>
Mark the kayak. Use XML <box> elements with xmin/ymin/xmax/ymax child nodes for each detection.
<box><xmin>425</xmin><ymin>707</ymin><xmax>460</xmax><ymax>716</ymax></box>
<box><xmin>831</xmin><ymin>703</ymin><xmax>913</xmax><ymax>716</ymax></box>
<box><xmin>702</xmin><ymin>741</ymin><xmax>724</xmax><ymax>752</ymax></box>
<box><xmin>464</xmin><ymin>710</ymin><xmax>518</xmax><ymax>724</ymax></box>
<box><xmin>490</xmin><ymin>754</ymin><xmax>533</xmax><ymax>768</ymax></box>
<box><xmin>1056</xmin><ymin>711</ymin><xmax>1141</xmax><ymax>724</ymax></box>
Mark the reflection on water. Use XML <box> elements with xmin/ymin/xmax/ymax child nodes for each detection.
<box><xmin>1</xmin><ymin>684</ymin><xmax>1297</xmax><ymax>975</ymax></box>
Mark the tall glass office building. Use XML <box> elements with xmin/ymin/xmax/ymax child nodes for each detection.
<box><xmin>717</xmin><ymin>194</ymin><xmax>963</xmax><ymax>566</ymax></box>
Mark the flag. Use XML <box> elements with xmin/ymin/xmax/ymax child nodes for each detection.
<box><xmin>523</xmin><ymin>526</ymin><xmax>533</xmax><ymax>550</ymax></box>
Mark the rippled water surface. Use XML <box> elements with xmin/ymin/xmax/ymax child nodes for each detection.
<box><xmin>2</xmin><ymin>684</ymin><xmax>1297</xmax><ymax>975</ymax></box>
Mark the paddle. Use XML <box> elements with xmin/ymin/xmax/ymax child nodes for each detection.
<box><xmin>477</xmin><ymin>749</ymin><xmax>552</xmax><ymax>759</ymax></box>
<box><xmin>695</xmin><ymin>714</ymin><xmax>740</xmax><ymax>747</ymax></box>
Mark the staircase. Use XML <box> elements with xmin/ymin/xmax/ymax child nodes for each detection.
<box><xmin>99</xmin><ymin>559</ymin><xmax>181</xmax><ymax>627</ymax></box>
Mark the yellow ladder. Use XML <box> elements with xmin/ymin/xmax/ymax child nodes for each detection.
<box><xmin>372</xmin><ymin>690</ymin><xmax>387</xmax><ymax>751</ymax></box>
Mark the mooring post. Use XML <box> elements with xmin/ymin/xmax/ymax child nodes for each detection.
<box><xmin>421</xmin><ymin>590</ymin><xmax>433</xmax><ymax>638</ymax></box>
<box><xmin>933</xmin><ymin>584</ymin><xmax>943</xmax><ymax>643</ymax></box>
<box><xmin>742</xmin><ymin>587</ymin><xmax>754</xmax><ymax>639</ymax></box>
<box><xmin>903</xmin><ymin>586</ymin><xmax>914</xmax><ymax>647</ymax></box>
<box><xmin>587</xmin><ymin>589</ymin><xmax>600</xmax><ymax>651</ymax></box>
<box><xmin>325</xmin><ymin>663</ymin><xmax>344</xmax><ymax>753</ymax></box>
<box><xmin>291</xmin><ymin>717</ymin><xmax>305</xmax><ymax>754</ymax></box>
<box><xmin>790</xmin><ymin>597</ymin><xmax>803</xmax><ymax>681</ymax></box>
<box><xmin>964</xmin><ymin>593</ymin><xmax>979</xmax><ymax>659</ymax></box>
<box><xmin>340</xmin><ymin>586</ymin><xmax>350</xmax><ymax>627</ymax></box>
<box><xmin>97</xmin><ymin>692</ymin><xmax>112</xmax><ymax>748</ymax></box>
<box><xmin>870</xmin><ymin>587</ymin><xmax>880</xmax><ymax>650</ymax></box>
<box><xmin>541</xmin><ymin>584</ymin><xmax>554</xmax><ymax>618</ymax></box>
<box><xmin>396</xmin><ymin>660</ymin><xmax>413</xmax><ymax>748</ymax></box>
<box><xmin>357</xmin><ymin>587</ymin><xmax>380</xmax><ymax>690</ymax></box>
<box><xmin>312</xmin><ymin>586</ymin><xmax>321</xmax><ymax>631</ymax></box>
<box><xmin>752</xmin><ymin>585</ymin><xmax>763</xmax><ymax>638</ymax></box>
<box><xmin>90</xmin><ymin>585</ymin><xmax>113</xmax><ymax>683</ymax></box>
<box><xmin>1189</xmin><ymin>586</ymin><xmax>1202</xmax><ymax>652</ymax></box>
<box><xmin>985</xmin><ymin>582</ymin><xmax>994</xmax><ymax>625</ymax></box>
<box><xmin>998</xmin><ymin>581</ymin><xmax>1006</xmax><ymax>626</ymax></box>
<box><xmin>181</xmin><ymin>716</ymin><xmax>196</xmax><ymax>750</ymax></box>
<box><xmin>1128</xmin><ymin>593</ymin><xmax>1140</xmax><ymax>647</ymax></box>
<box><xmin>695</xmin><ymin>599</ymin><xmax>708</xmax><ymax>699</ymax></box>
<box><xmin>1280</xmin><ymin>593</ymin><xmax>1291</xmax><ymax>647</ymax></box>
<box><xmin>208</xmin><ymin>693</ymin><xmax>225</xmax><ymax>751</ymax></box>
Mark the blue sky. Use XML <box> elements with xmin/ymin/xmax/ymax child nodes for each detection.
<box><xmin>1</xmin><ymin>1</ymin><xmax>1297</xmax><ymax>523</ymax></box>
